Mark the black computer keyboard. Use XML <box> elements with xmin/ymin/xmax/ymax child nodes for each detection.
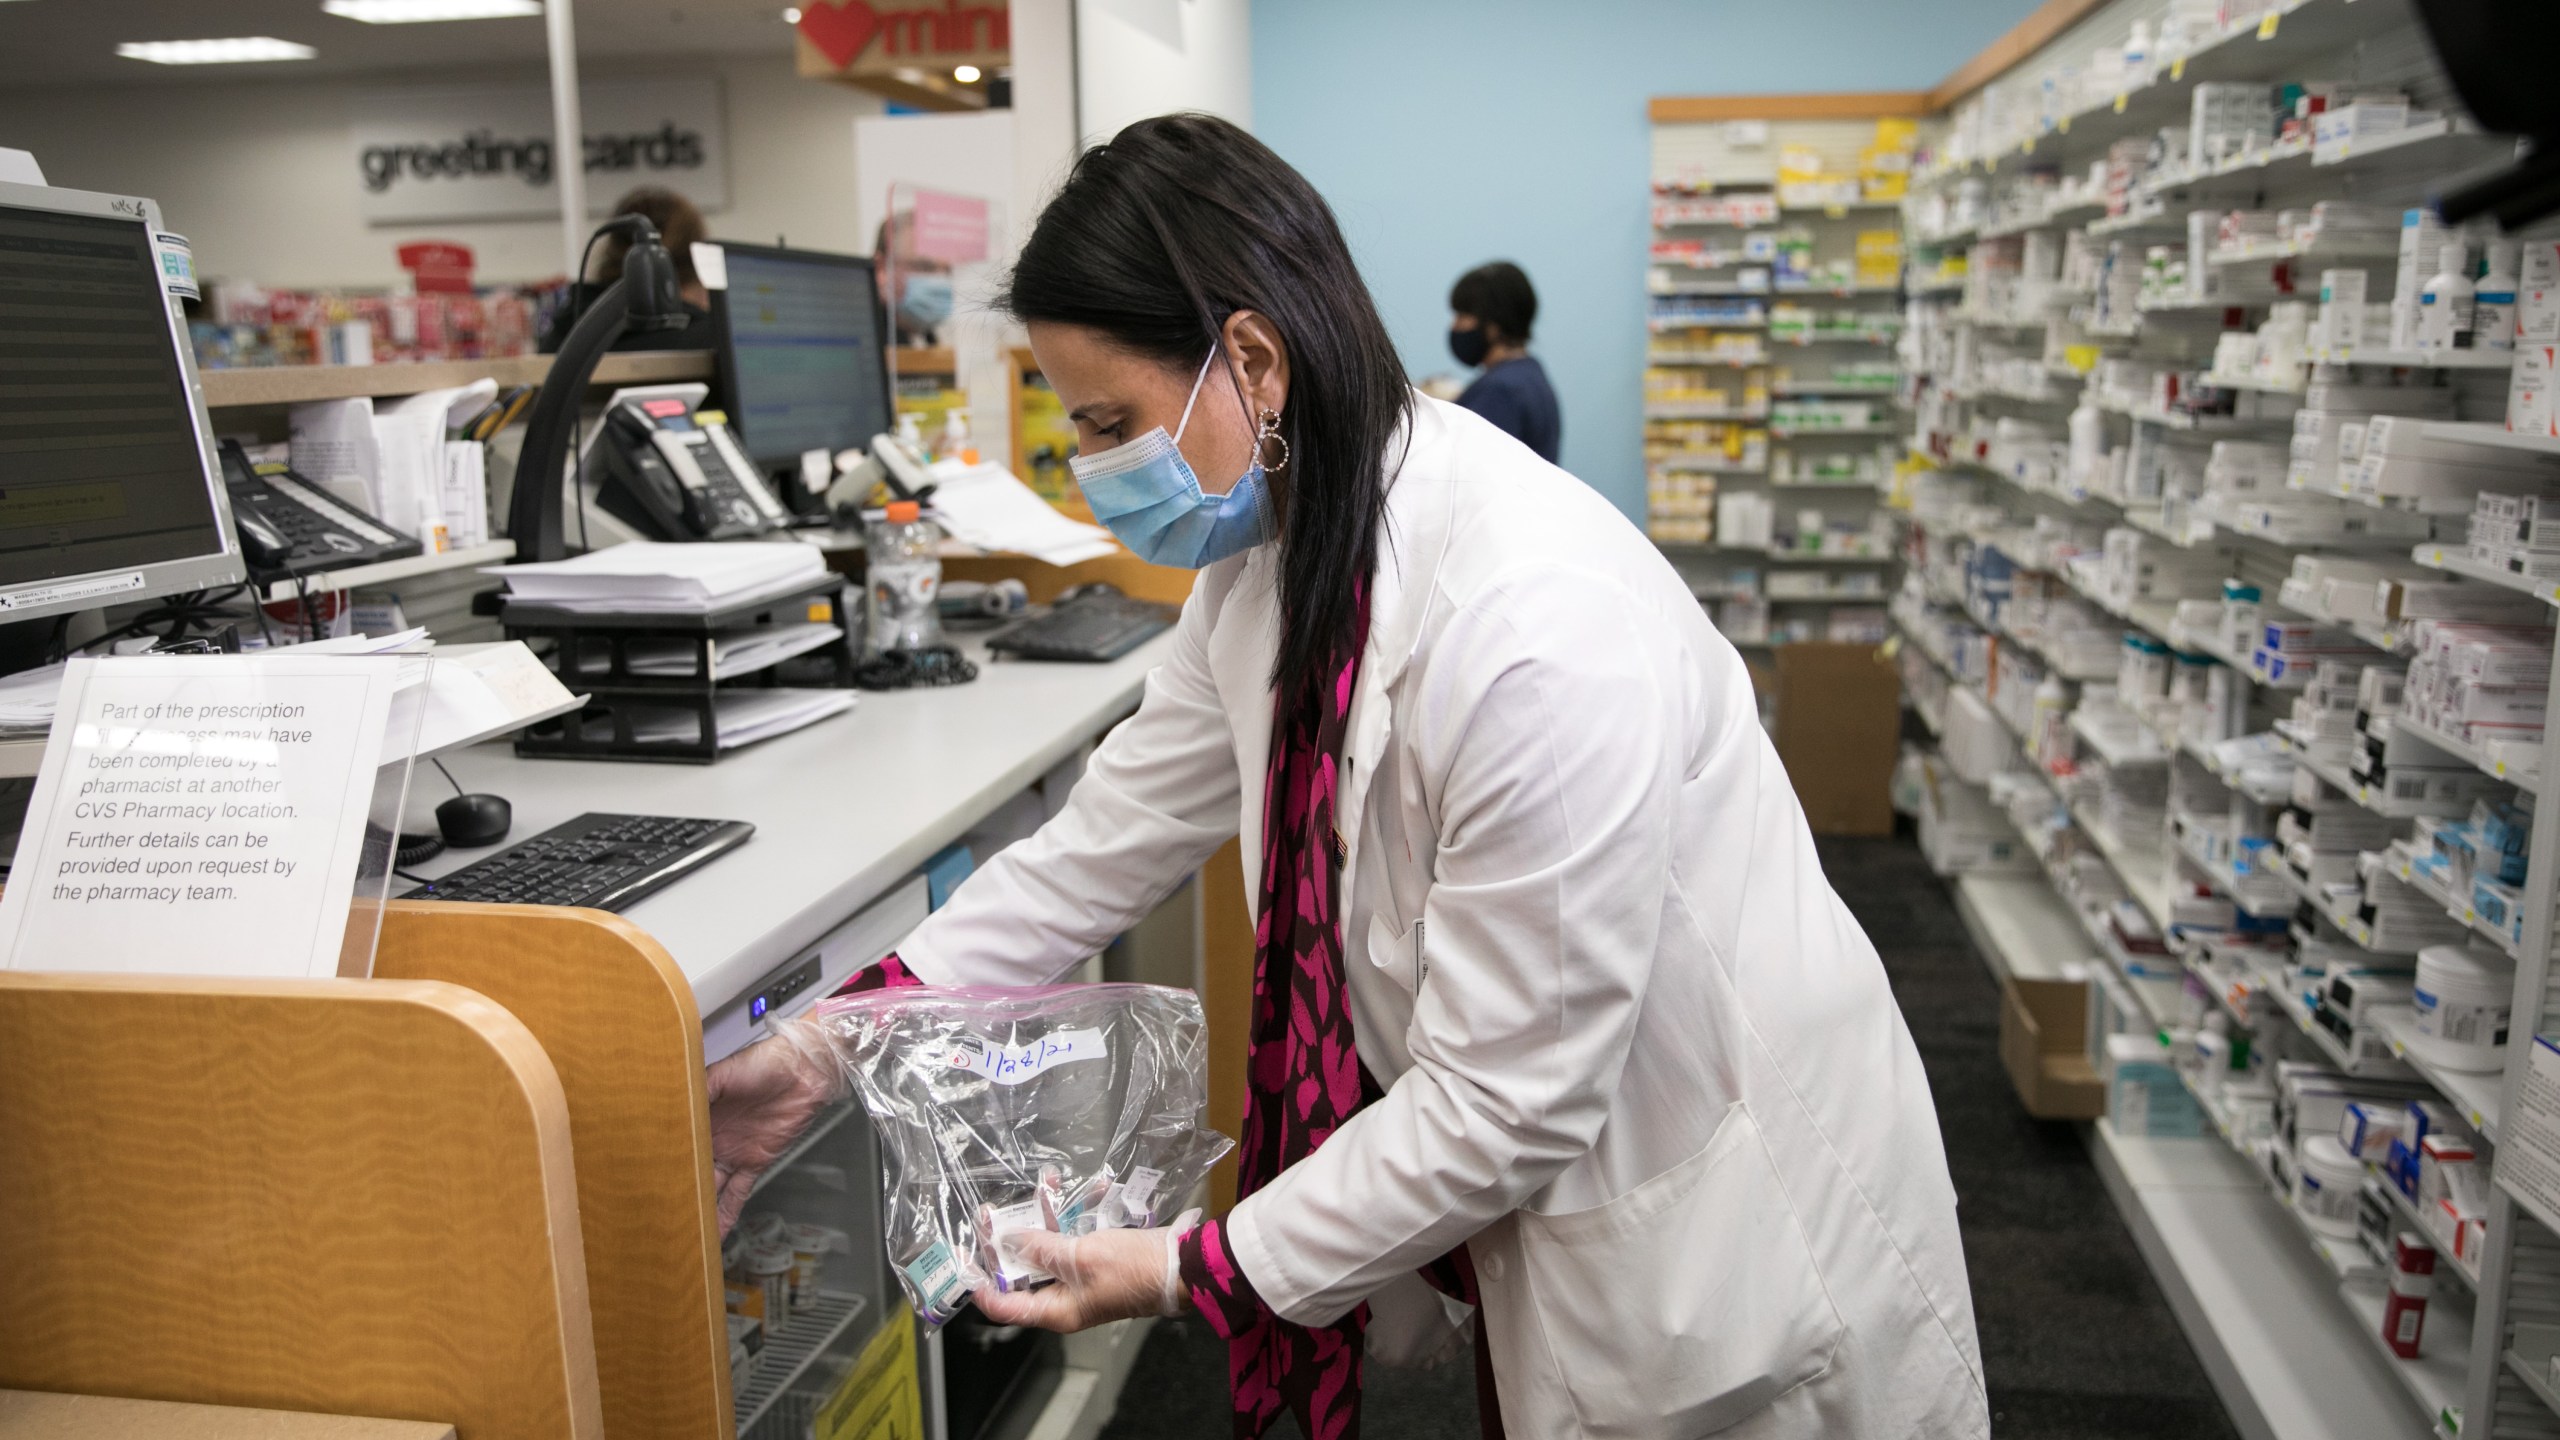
<box><xmin>405</xmin><ymin>812</ymin><xmax>753</xmax><ymax>911</ymax></box>
<box><xmin>988</xmin><ymin>594</ymin><xmax>1176</xmax><ymax>662</ymax></box>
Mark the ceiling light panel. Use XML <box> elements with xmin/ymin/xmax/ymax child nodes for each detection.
<box><xmin>323</xmin><ymin>0</ymin><xmax>543</xmax><ymax>21</ymax></box>
<box><xmin>116</xmin><ymin>37</ymin><xmax>319</xmax><ymax>65</ymax></box>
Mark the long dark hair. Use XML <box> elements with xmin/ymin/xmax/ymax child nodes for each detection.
<box><xmin>1002</xmin><ymin>113</ymin><xmax>1409</xmax><ymax>700</ymax></box>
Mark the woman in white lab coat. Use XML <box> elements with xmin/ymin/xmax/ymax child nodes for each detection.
<box><xmin>714</xmin><ymin>114</ymin><xmax>1988</xmax><ymax>1439</ymax></box>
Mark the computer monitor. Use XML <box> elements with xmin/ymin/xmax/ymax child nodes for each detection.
<box><xmin>711</xmin><ymin>242</ymin><xmax>894</xmax><ymax>493</ymax></box>
<box><xmin>0</xmin><ymin>180</ymin><xmax>243</xmax><ymax>623</ymax></box>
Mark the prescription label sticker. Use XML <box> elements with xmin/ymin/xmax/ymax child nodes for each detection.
<box><xmin>987</xmin><ymin>1200</ymin><xmax>1053</xmax><ymax>1288</ymax></box>
<box><xmin>902</xmin><ymin>1241</ymin><xmax>969</xmax><ymax>1319</ymax></box>
<box><xmin>946</xmin><ymin>1026</ymin><xmax>1108</xmax><ymax>1085</ymax></box>
<box><xmin>1120</xmin><ymin>1165</ymin><xmax>1165</xmax><ymax>1221</ymax></box>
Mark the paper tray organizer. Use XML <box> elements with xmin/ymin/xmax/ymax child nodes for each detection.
<box><xmin>505</xmin><ymin>572</ymin><xmax>857</xmax><ymax>764</ymax></box>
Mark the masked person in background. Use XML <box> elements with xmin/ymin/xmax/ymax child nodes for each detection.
<box><xmin>709</xmin><ymin>113</ymin><xmax>1988</xmax><ymax>1440</ymax></box>
<box><xmin>1448</xmin><ymin>261</ymin><xmax>1559</xmax><ymax>464</ymax></box>
<box><xmin>876</xmin><ymin>212</ymin><xmax>956</xmax><ymax>346</ymax></box>
<box><xmin>538</xmin><ymin>186</ymin><xmax>717</xmax><ymax>353</ymax></box>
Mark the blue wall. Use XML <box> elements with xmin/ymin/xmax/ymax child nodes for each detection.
<box><xmin>1252</xmin><ymin>0</ymin><xmax>2037</xmax><ymax>520</ymax></box>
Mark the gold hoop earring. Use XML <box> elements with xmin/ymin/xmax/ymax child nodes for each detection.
<box><xmin>1255</xmin><ymin>407</ymin><xmax>1290</xmax><ymax>472</ymax></box>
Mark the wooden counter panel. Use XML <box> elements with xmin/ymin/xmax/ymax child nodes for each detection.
<box><xmin>0</xmin><ymin>972</ymin><xmax>601</xmax><ymax>1440</ymax></box>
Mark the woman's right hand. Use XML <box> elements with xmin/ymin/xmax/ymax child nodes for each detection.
<box><xmin>703</xmin><ymin>1024</ymin><xmax>846</xmax><ymax>1232</ymax></box>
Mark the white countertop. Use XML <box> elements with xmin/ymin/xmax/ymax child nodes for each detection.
<box><xmin>409</xmin><ymin>632</ymin><xmax>1174</xmax><ymax>1015</ymax></box>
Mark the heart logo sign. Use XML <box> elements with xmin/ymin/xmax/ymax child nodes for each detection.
<box><xmin>797</xmin><ymin>0</ymin><xmax>881</xmax><ymax>69</ymax></box>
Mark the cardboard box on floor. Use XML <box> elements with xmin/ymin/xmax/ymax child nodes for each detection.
<box><xmin>1999</xmin><ymin>977</ymin><xmax>2106</xmax><ymax>1120</ymax></box>
<box><xmin>1773</xmin><ymin>642</ymin><xmax>1901</xmax><ymax>836</ymax></box>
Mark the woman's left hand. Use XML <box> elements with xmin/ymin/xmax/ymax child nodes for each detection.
<box><xmin>974</xmin><ymin>1215</ymin><xmax>1200</xmax><ymax>1332</ymax></box>
<box><xmin>703</xmin><ymin>1025</ymin><xmax>846</xmax><ymax>1232</ymax></box>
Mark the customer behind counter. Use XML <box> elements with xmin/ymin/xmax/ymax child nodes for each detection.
<box><xmin>538</xmin><ymin>186</ymin><xmax>719</xmax><ymax>353</ymax></box>
<box><xmin>710</xmin><ymin>114</ymin><xmax>1987</xmax><ymax>1440</ymax></box>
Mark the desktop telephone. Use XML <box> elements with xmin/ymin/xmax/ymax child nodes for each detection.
<box><xmin>217</xmin><ymin>440</ymin><xmax>422</xmax><ymax>582</ymax></box>
<box><xmin>591</xmin><ymin>392</ymin><xmax>792</xmax><ymax>543</ymax></box>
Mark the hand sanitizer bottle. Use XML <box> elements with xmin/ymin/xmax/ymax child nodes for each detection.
<box><xmin>2420</xmin><ymin>239</ymin><xmax>2475</xmax><ymax>351</ymax></box>
<box><xmin>2476</xmin><ymin>240</ymin><xmax>2520</xmax><ymax>353</ymax></box>
<box><xmin>940</xmin><ymin>408</ymin><xmax>978</xmax><ymax>466</ymax></box>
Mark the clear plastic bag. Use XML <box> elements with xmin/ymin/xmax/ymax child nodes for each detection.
<box><xmin>786</xmin><ymin>982</ymin><xmax>1234</xmax><ymax>1325</ymax></box>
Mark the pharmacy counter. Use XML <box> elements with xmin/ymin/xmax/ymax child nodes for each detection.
<box><xmin>412</xmin><ymin>631</ymin><xmax>1179</xmax><ymax>1057</ymax></box>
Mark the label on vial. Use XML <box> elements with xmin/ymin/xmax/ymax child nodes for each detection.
<box><xmin>2415</xmin><ymin>990</ymin><xmax>2509</xmax><ymax>1047</ymax></box>
<box><xmin>988</xmin><ymin>1200</ymin><xmax>1054</xmax><ymax>1287</ymax></box>
<box><xmin>903</xmin><ymin>1240</ymin><xmax>969</xmax><ymax>1318</ymax></box>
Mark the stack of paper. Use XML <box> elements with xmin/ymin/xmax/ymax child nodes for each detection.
<box><xmin>400</xmin><ymin>641</ymin><xmax>583</xmax><ymax>759</ymax></box>
<box><xmin>0</xmin><ymin>630</ymin><xmax>437</xmax><ymax>737</ymax></box>
<box><xmin>0</xmin><ymin>662</ymin><xmax>64</xmax><ymax>735</ymax></box>
<box><xmin>0</xmin><ymin>629</ymin><xmax>578</xmax><ymax>758</ymax></box>
<box><xmin>287</xmin><ymin>380</ymin><xmax>497</xmax><ymax>555</ymax></box>
<box><xmin>622</xmin><ymin>621</ymin><xmax>845</xmax><ymax>680</ymax></box>
<box><xmin>630</xmin><ymin>688</ymin><xmax>856</xmax><ymax>750</ymax></box>
<box><xmin>923</xmin><ymin>461</ymin><xmax>1118</xmax><ymax>567</ymax></box>
<box><xmin>488</xmin><ymin>541</ymin><xmax>829</xmax><ymax>614</ymax></box>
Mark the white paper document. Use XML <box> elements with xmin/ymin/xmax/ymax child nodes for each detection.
<box><xmin>924</xmin><ymin>462</ymin><xmax>1118</xmax><ymax>567</ymax></box>
<box><xmin>368</xmin><ymin>407</ymin><xmax>445</xmax><ymax>551</ymax></box>
<box><xmin>0</xmin><ymin>655</ymin><xmax>404</xmax><ymax>979</ymax></box>
<box><xmin>399</xmin><ymin>642</ymin><xmax>582</xmax><ymax>758</ymax></box>
<box><xmin>629</xmin><ymin>687</ymin><xmax>855</xmax><ymax>750</ymax></box>
<box><xmin>622</xmin><ymin>622</ymin><xmax>845</xmax><ymax>681</ymax></box>
<box><xmin>287</xmin><ymin>397</ymin><xmax>381</xmax><ymax>515</ymax></box>
<box><xmin>0</xmin><ymin>629</ymin><xmax>431</xmax><ymax>737</ymax></box>
<box><xmin>0</xmin><ymin>661</ymin><xmax>65</xmax><ymax>734</ymax></box>
<box><xmin>489</xmin><ymin>540</ymin><xmax>828</xmax><ymax>612</ymax></box>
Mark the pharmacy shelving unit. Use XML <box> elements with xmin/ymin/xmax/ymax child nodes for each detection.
<box><xmin>1882</xmin><ymin>1</ymin><xmax>2560</xmax><ymax>1438</ymax></box>
<box><xmin>1646</xmin><ymin>108</ymin><xmax>1910</xmax><ymax>650</ymax></box>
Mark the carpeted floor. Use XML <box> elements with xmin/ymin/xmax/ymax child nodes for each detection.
<box><xmin>1092</xmin><ymin>834</ymin><xmax>2238</xmax><ymax>1440</ymax></box>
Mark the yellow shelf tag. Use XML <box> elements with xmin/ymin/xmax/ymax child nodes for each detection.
<box><xmin>2257</xmin><ymin>11</ymin><xmax>2279</xmax><ymax>39</ymax></box>
<box><xmin>2059</xmin><ymin>115</ymin><xmax>2072</xmax><ymax>134</ymax></box>
<box><xmin>2114</xmin><ymin>93</ymin><xmax>2129</xmax><ymax>114</ymax></box>
<box><xmin>2171</xmin><ymin>56</ymin><xmax>2187</xmax><ymax>81</ymax></box>
<box><xmin>814</xmin><ymin>1304</ymin><xmax>922</xmax><ymax>1440</ymax></box>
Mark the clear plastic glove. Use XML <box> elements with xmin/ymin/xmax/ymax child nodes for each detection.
<box><xmin>703</xmin><ymin>1025</ymin><xmax>848</xmax><ymax>1233</ymax></box>
<box><xmin>972</xmin><ymin>1209</ymin><xmax>1202</xmax><ymax>1333</ymax></box>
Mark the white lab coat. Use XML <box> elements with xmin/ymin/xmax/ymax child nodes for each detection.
<box><xmin>901</xmin><ymin>396</ymin><xmax>1989</xmax><ymax>1438</ymax></box>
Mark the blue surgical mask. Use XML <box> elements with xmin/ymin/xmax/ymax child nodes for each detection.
<box><xmin>1069</xmin><ymin>352</ymin><xmax>1274</xmax><ymax>569</ymax></box>
<box><xmin>898</xmin><ymin>273</ymin><xmax>953</xmax><ymax>330</ymax></box>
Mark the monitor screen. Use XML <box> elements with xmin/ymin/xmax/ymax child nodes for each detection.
<box><xmin>715</xmin><ymin>244</ymin><xmax>892</xmax><ymax>470</ymax></box>
<box><xmin>0</xmin><ymin>195</ymin><xmax>231</xmax><ymax>600</ymax></box>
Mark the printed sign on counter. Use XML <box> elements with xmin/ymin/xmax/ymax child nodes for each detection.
<box><xmin>0</xmin><ymin>655</ymin><xmax>406</xmax><ymax>979</ymax></box>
